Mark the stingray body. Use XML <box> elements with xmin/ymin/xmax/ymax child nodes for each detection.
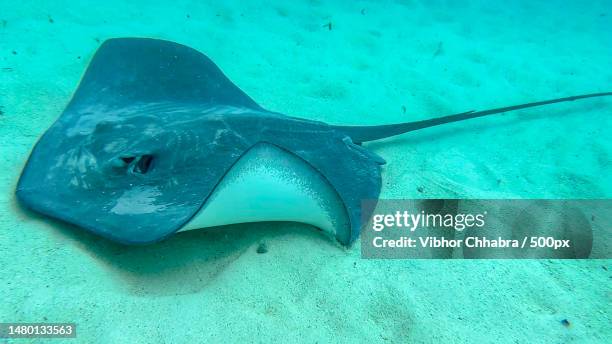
<box><xmin>16</xmin><ymin>38</ymin><xmax>611</xmax><ymax>246</ymax></box>
<box><xmin>16</xmin><ymin>38</ymin><xmax>382</xmax><ymax>245</ymax></box>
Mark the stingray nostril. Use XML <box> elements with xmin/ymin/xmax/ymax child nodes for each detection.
<box><xmin>133</xmin><ymin>154</ymin><xmax>154</xmax><ymax>174</ymax></box>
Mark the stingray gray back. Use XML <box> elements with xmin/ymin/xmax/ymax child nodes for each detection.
<box><xmin>16</xmin><ymin>38</ymin><xmax>384</xmax><ymax>245</ymax></box>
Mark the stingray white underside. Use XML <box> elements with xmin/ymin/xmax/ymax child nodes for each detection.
<box><xmin>179</xmin><ymin>143</ymin><xmax>350</xmax><ymax>240</ymax></box>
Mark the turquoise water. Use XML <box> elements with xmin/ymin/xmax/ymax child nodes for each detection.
<box><xmin>1</xmin><ymin>1</ymin><xmax>611</xmax><ymax>343</ymax></box>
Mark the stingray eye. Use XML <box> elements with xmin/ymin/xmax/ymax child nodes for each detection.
<box><xmin>115</xmin><ymin>154</ymin><xmax>154</xmax><ymax>174</ymax></box>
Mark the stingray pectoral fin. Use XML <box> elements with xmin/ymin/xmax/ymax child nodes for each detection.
<box><xmin>180</xmin><ymin>143</ymin><xmax>351</xmax><ymax>244</ymax></box>
<box><xmin>66</xmin><ymin>38</ymin><xmax>263</xmax><ymax>111</ymax></box>
<box><xmin>335</xmin><ymin>92</ymin><xmax>612</xmax><ymax>143</ymax></box>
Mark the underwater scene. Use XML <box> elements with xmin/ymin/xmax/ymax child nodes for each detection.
<box><xmin>0</xmin><ymin>0</ymin><xmax>611</xmax><ymax>343</ymax></box>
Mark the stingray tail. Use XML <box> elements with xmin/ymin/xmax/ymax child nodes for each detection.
<box><xmin>334</xmin><ymin>92</ymin><xmax>612</xmax><ymax>144</ymax></box>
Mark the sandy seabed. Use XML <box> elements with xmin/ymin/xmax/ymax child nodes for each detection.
<box><xmin>1</xmin><ymin>1</ymin><xmax>610</xmax><ymax>343</ymax></box>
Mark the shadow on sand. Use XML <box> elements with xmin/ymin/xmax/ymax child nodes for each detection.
<box><xmin>12</xmin><ymin>198</ymin><xmax>334</xmax><ymax>296</ymax></box>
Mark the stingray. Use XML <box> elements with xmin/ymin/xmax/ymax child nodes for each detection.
<box><xmin>15</xmin><ymin>38</ymin><xmax>611</xmax><ymax>246</ymax></box>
